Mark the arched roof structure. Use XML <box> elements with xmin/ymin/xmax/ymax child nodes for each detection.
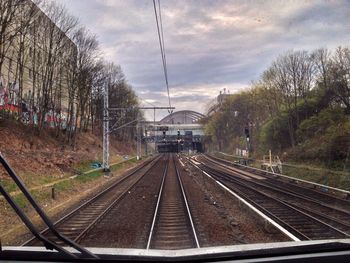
<box><xmin>159</xmin><ymin>110</ymin><xmax>205</xmax><ymax>125</ymax></box>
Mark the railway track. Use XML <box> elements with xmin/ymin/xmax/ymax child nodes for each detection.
<box><xmin>24</xmin><ymin>155</ymin><xmax>162</xmax><ymax>246</ymax></box>
<box><xmin>208</xmin><ymin>154</ymin><xmax>350</xmax><ymax>209</ymax></box>
<box><xmin>193</xmin><ymin>155</ymin><xmax>350</xmax><ymax>240</ymax></box>
<box><xmin>147</xmin><ymin>154</ymin><xmax>200</xmax><ymax>250</ymax></box>
<box><xmin>201</xmin><ymin>155</ymin><xmax>350</xmax><ymax>233</ymax></box>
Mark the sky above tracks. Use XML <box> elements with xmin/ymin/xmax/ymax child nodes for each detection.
<box><xmin>60</xmin><ymin>0</ymin><xmax>350</xmax><ymax>120</ymax></box>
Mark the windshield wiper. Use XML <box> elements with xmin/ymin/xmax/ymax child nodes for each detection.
<box><xmin>0</xmin><ymin>153</ymin><xmax>99</xmax><ymax>259</ymax></box>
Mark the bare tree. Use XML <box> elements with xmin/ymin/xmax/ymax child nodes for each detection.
<box><xmin>263</xmin><ymin>51</ymin><xmax>317</xmax><ymax>147</ymax></box>
<box><xmin>312</xmin><ymin>48</ymin><xmax>331</xmax><ymax>91</ymax></box>
<box><xmin>72</xmin><ymin>27</ymin><xmax>101</xmax><ymax>134</ymax></box>
<box><xmin>90</xmin><ymin>62</ymin><xmax>141</xmax><ymax>141</ymax></box>
<box><xmin>0</xmin><ymin>0</ymin><xmax>22</xmax><ymax>74</ymax></box>
<box><xmin>0</xmin><ymin>0</ymin><xmax>142</xmax><ymax>148</ymax></box>
<box><xmin>13</xmin><ymin>1</ymin><xmax>42</xmax><ymax>115</ymax></box>
<box><xmin>329</xmin><ymin>47</ymin><xmax>350</xmax><ymax>112</ymax></box>
<box><xmin>35</xmin><ymin>1</ymin><xmax>78</xmax><ymax>130</ymax></box>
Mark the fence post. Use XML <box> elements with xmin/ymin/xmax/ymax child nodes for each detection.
<box><xmin>51</xmin><ymin>187</ymin><xmax>55</xmax><ymax>200</ymax></box>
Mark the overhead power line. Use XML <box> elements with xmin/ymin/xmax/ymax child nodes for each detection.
<box><xmin>158</xmin><ymin>0</ymin><xmax>167</xmax><ymax>78</ymax></box>
<box><xmin>152</xmin><ymin>0</ymin><xmax>172</xmax><ymax>113</ymax></box>
<box><xmin>139</xmin><ymin>97</ymin><xmax>156</xmax><ymax>108</ymax></box>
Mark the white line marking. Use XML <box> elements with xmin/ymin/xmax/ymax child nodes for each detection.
<box><xmin>178</xmin><ymin>158</ymin><xmax>185</xmax><ymax>167</ymax></box>
<box><xmin>189</xmin><ymin>160</ymin><xmax>301</xmax><ymax>242</ymax></box>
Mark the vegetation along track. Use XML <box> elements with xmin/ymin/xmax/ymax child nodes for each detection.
<box><xmin>24</xmin><ymin>155</ymin><xmax>162</xmax><ymax>246</ymax></box>
<box><xmin>194</xmin><ymin>155</ymin><xmax>350</xmax><ymax>240</ymax></box>
<box><xmin>147</xmin><ymin>154</ymin><xmax>200</xmax><ymax>250</ymax></box>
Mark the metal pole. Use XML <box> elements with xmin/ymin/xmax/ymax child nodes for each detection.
<box><xmin>145</xmin><ymin>128</ymin><xmax>148</xmax><ymax>156</ymax></box>
<box><xmin>137</xmin><ymin>112</ymin><xmax>141</xmax><ymax>160</ymax></box>
<box><xmin>105</xmin><ymin>106</ymin><xmax>173</xmax><ymax>159</ymax></box>
<box><xmin>103</xmin><ymin>82</ymin><xmax>110</xmax><ymax>172</ymax></box>
<box><xmin>154</xmin><ymin>108</ymin><xmax>156</xmax><ymax>153</ymax></box>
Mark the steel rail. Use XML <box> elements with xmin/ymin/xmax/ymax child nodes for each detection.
<box><xmin>206</xmin><ymin>154</ymin><xmax>350</xmax><ymax>206</ymax></box>
<box><xmin>187</xmin><ymin>157</ymin><xmax>307</xmax><ymax>241</ymax></box>
<box><xmin>0</xmin><ymin>153</ymin><xmax>98</xmax><ymax>259</ymax></box>
<box><xmin>201</xmin><ymin>155</ymin><xmax>350</xmax><ymax>233</ymax></box>
<box><xmin>199</xmin><ymin>160</ymin><xmax>349</xmax><ymax>240</ymax></box>
<box><xmin>204</xmin><ymin>156</ymin><xmax>350</xmax><ymax>214</ymax></box>
<box><xmin>146</xmin><ymin>158</ymin><xmax>168</xmax><ymax>249</ymax></box>
<box><xmin>173</xmin><ymin>155</ymin><xmax>200</xmax><ymax>248</ymax></box>
<box><xmin>23</xmin><ymin>155</ymin><xmax>161</xmax><ymax>246</ymax></box>
<box><xmin>0</xmin><ymin>185</ymin><xmax>81</xmax><ymax>259</ymax></box>
<box><xmin>74</xmin><ymin>157</ymin><xmax>162</xmax><ymax>243</ymax></box>
<box><xmin>147</xmin><ymin>154</ymin><xmax>199</xmax><ymax>249</ymax></box>
<box><xmin>287</xmin><ymin>203</ymin><xmax>350</xmax><ymax>233</ymax></box>
<box><xmin>207</xmin><ymin>154</ymin><xmax>350</xmax><ymax>196</ymax></box>
<box><xmin>186</xmin><ymin>157</ymin><xmax>302</xmax><ymax>242</ymax></box>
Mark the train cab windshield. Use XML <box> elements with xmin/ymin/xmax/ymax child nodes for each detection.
<box><xmin>0</xmin><ymin>0</ymin><xmax>349</xmax><ymax>262</ymax></box>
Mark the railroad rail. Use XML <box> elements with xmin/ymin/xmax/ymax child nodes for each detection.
<box><xmin>147</xmin><ymin>154</ymin><xmax>200</xmax><ymax>250</ymax></box>
<box><xmin>24</xmin><ymin>155</ymin><xmax>162</xmax><ymax>246</ymax></box>
<box><xmin>192</xmin><ymin>155</ymin><xmax>350</xmax><ymax>241</ymax></box>
<box><xmin>202</xmin><ymin>155</ymin><xmax>350</xmax><ymax>228</ymax></box>
<box><xmin>208</xmin><ymin>154</ymin><xmax>350</xmax><ymax>198</ymax></box>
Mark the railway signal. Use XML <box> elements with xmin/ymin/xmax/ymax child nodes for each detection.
<box><xmin>244</xmin><ymin>126</ymin><xmax>250</xmax><ymax>139</ymax></box>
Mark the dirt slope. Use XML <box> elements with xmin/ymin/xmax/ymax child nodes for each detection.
<box><xmin>0</xmin><ymin>118</ymin><xmax>135</xmax><ymax>183</ymax></box>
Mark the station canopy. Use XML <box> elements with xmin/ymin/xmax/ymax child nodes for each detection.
<box><xmin>159</xmin><ymin>110</ymin><xmax>205</xmax><ymax>125</ymax></box>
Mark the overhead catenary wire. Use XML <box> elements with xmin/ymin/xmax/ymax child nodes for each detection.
<box><xmin>152</xmin><ymin>0</ymin><xmax>172</xmax><ymax>113</ymax></box>
<box><xmin>108</xmin><ymin>118</ymin><xmax>141</xmax><ymax>134</ymax></box>
<box><xmin>158</xmin><ymin>0</ymin><xmax>167</xmax><ymax>80</ymax></box>
<box><xmin>139</xmin><ymin>97</ymin><xmax>156</xmax><ymax>108</ymax></box>
<box><xmin>157</xmin><ymin>0</ymin><xmax>173</xmax><ymax>123</ymax></box>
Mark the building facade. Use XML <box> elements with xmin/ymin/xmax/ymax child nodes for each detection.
<box><xmin>0</xmin><ymin>0</ymin><xmax>77</xmax><ymax>128</ymax></box>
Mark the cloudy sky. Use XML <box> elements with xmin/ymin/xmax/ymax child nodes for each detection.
<box><xmin>59</xmin><ymin>0</ymin><xmax>350</xmax><ymax>120</ymax></box>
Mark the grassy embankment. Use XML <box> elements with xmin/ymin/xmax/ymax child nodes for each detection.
<box><xmin>0</xmin><ymin>156</ymin><xmax>142</xmax><ymax>245</ymax></box>
<box><xmin>1</xmin><ymin>156</ymin><xmax>138</xmax><ymax>209</ymax></box>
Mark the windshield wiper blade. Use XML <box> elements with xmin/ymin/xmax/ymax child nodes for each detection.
<box><xmin>0</xmin><ymin>153</ymin><xmax>99</xmax><ymax>259</ymax></box>
<box><xmin>0</xmin><ymin>185</ymin><xmax>79</xmax><ymax>258</ymax></box>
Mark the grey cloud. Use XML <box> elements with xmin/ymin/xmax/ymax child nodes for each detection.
<box><xmin>60</xmin><ymin>0</ymin><xmax>350</xmax><ymax>120</ymax></box>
